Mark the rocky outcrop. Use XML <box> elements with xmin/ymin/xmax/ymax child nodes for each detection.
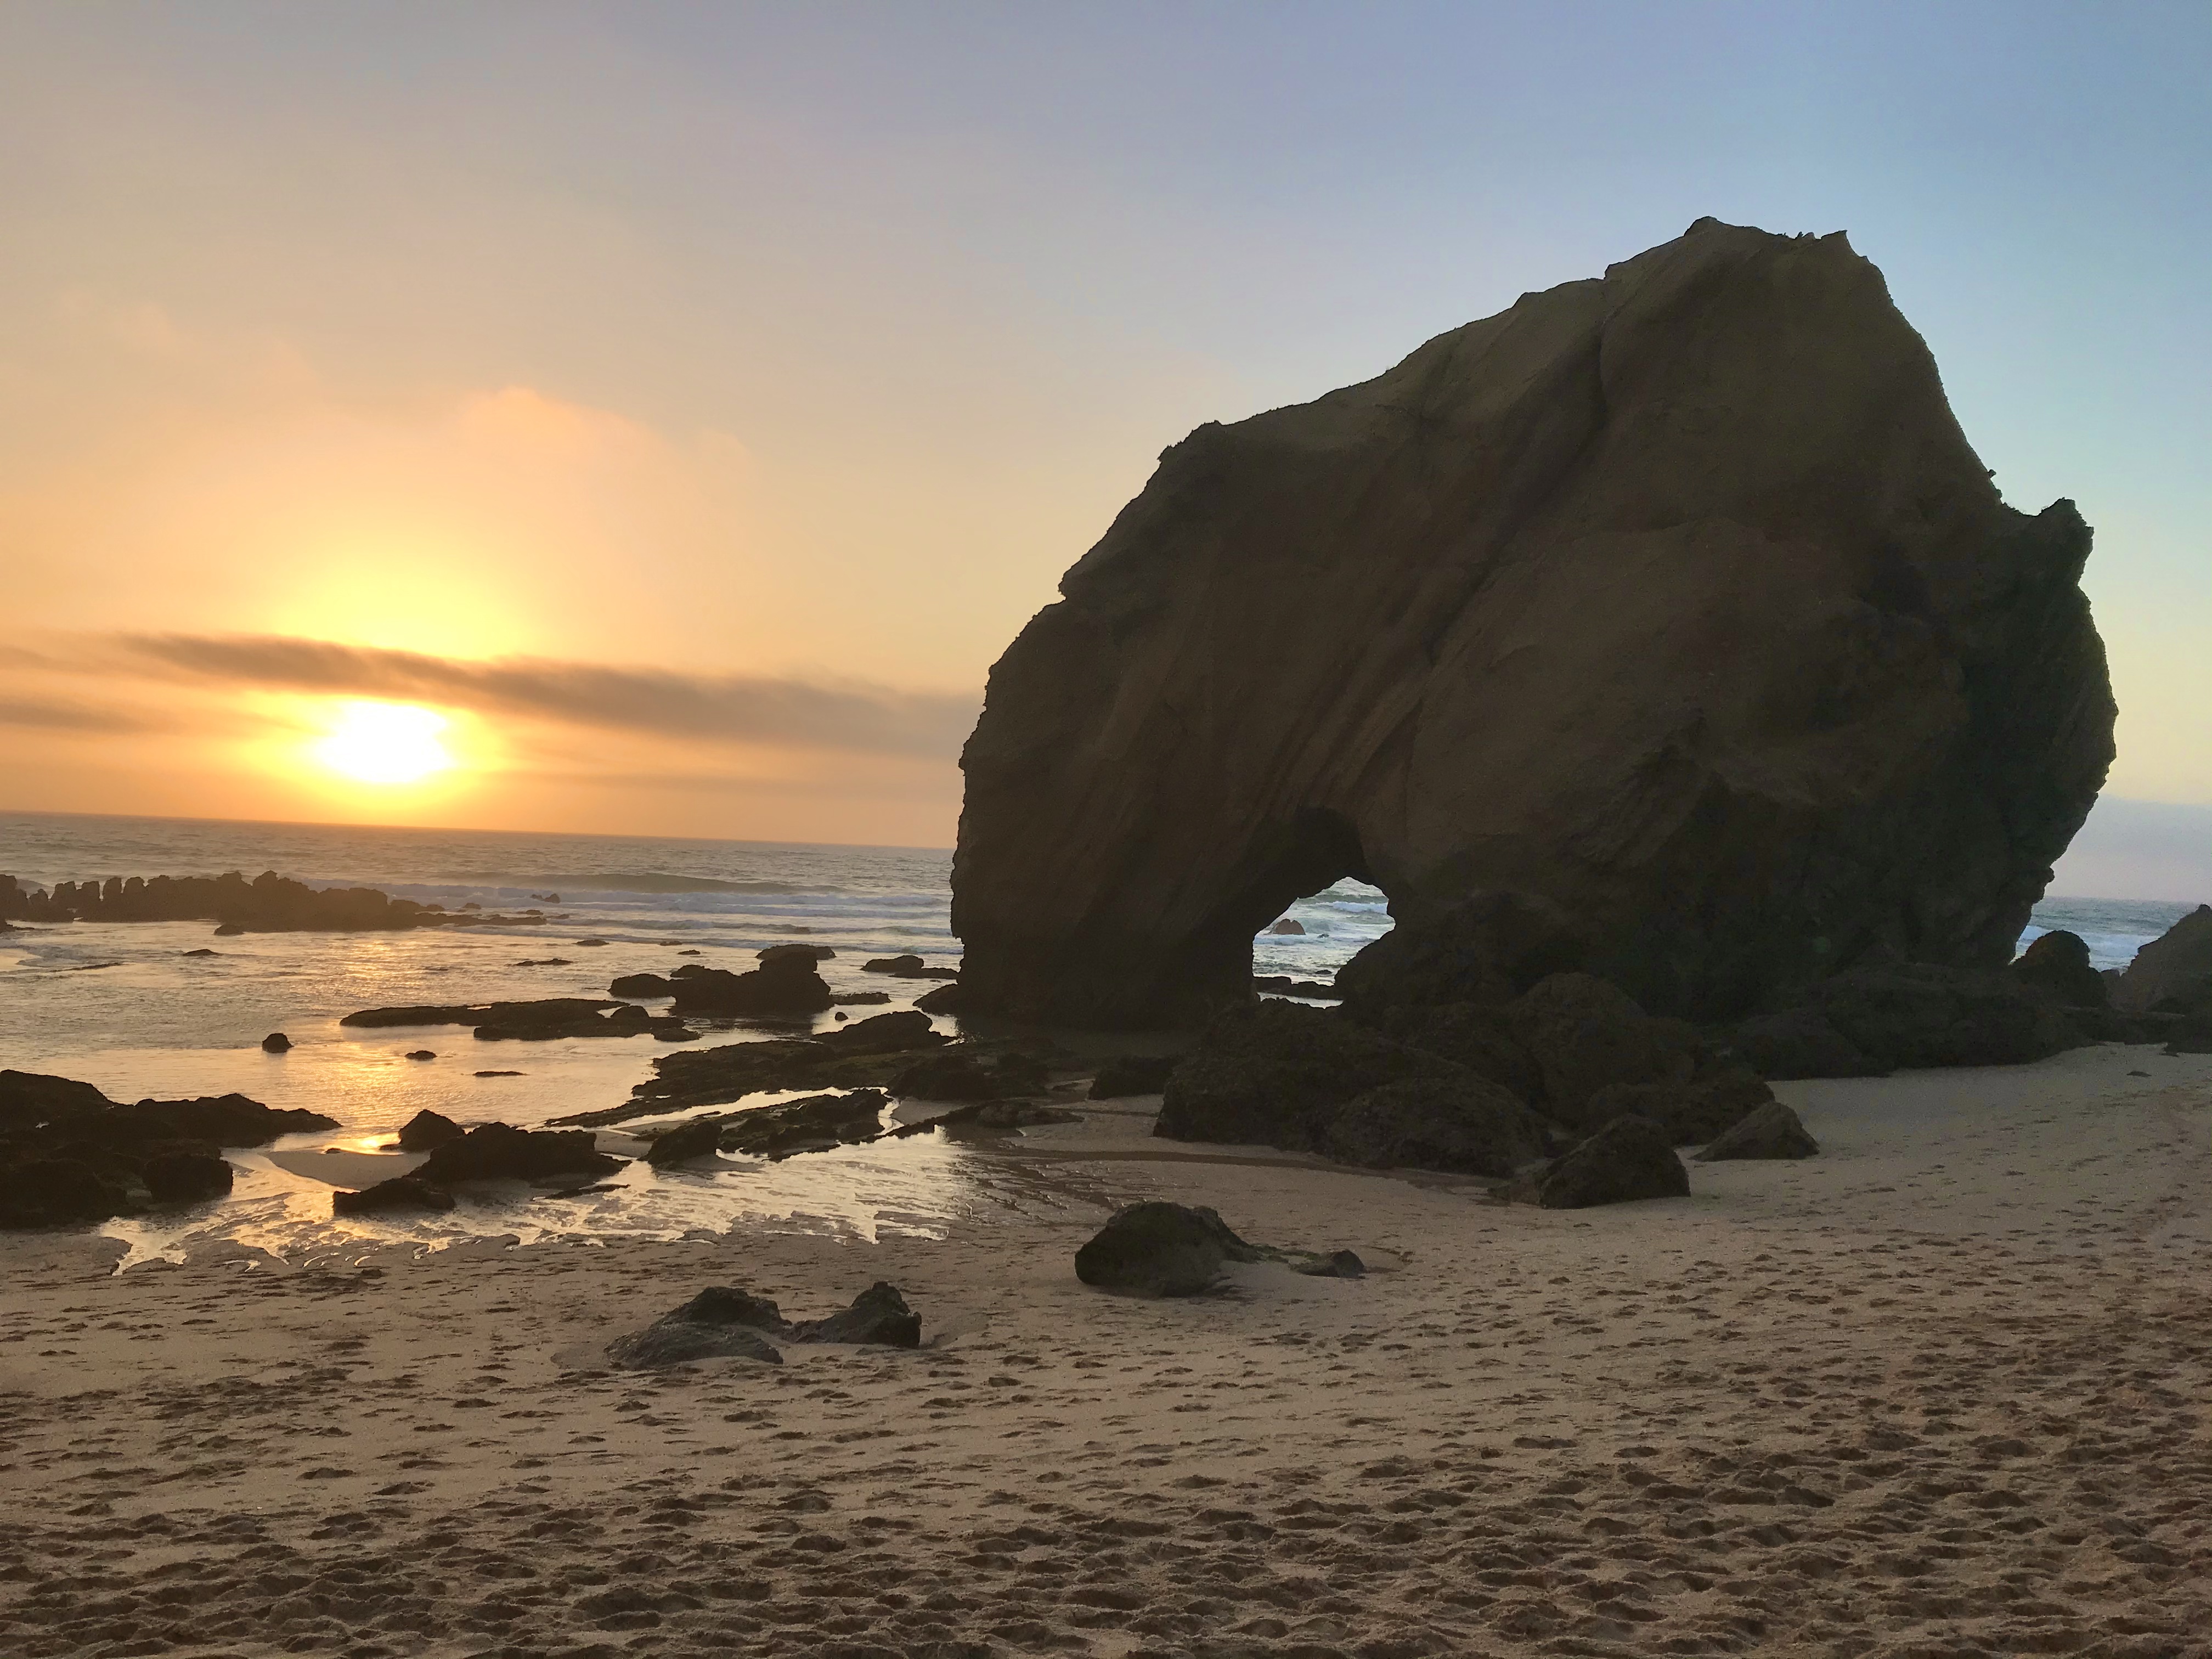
<box><xmin>1</xmin><ymin>1081</ymin><xmax>335</xmax><ymax>1229</ymax></box>
<box><xmin>888</xmin><ymin>1051</ymin><xmax>1048</xmax><ymax>1102</ymax></box>
<box><xmin>716</xmin><ymin>1090</ymin><xmax>889</xmax><ymax>1158</ymax></box>
<box><xmin>951</xmin><ymin>219</ymin><xmax>2114</xmax><ymax>1029</ymax></box>
<box><xmin>644</xmin><ymin>1114</ymin><xmax>725</xmax><ymax>1166</ymax></box>
<box><xmin>2115</xmin><ymin>906</ymin><xmax>2212</xmax><ymax>1014</ymax></box>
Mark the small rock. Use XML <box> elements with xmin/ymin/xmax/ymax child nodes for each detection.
<box><xmin>1265</xmin><ymin>918</ymin><xmax>1306</xmax><ymax>934</ymax></box>
<box><xmin>573</xmin><ymin>938</ymin><xmax>610</xmax><ymax>946</ymax></box>
<box><xmin>404</xmin><ymin>1049</ymin><xmax>437</xmax><ymax>1062</ymax></box>
<box><xmin>182</xmin><ymin>947</ymin><xmax>218</xmax><ymax>957</ymax></box>
<box><xmin>474</xmin><ymin>1070</ymin><xmax>523</xmax><ymax>1078</ymax></box>
<box><xmin>864</xmin><ymin>954</ymin><xmax>927</xmax><ymax>974</ymax></box>
<box><xmin>1695</xmin><ymin>1100</ymin><xmax>1820</xmax><ymax>1161</ymax></box>
<box><xmin>1075</xmin><ymin>1201</ymin><xmax>1263</xmax><ymax>1297</ymax></box>
<box><xmin>792</xmin><ymin>1282</ymin><xmax>922</xmax><ymax>1347</ymax></box>
<box><xmin>758</xmin><ymin>943</ymin><xmax>836</xmax><ymax>964</ymax></box>
<box><xmin>261</xmin><ymin>1032</ymin><xmax>292</xmax><ymax>1053</ymax></box>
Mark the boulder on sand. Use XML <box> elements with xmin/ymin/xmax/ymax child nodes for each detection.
<box><xmin>1696</xmin><ymin>1100</ymin><xmax>1820</xmax><ymax>1161</ymax></box>
<box><xmin>792</xmin><ymin>1282</ymin><xmax>921</xmax><ymax>1346</ymax></box>
<box><xmin>949</xmin><ymin>219</ymin><xmax>2113</xmax><ymax>1029</ymax></box>
<box><xmin>1529</xmin><ymin>1116</ymin><xmax>1690</xmax><ymax>1209</ymax></box>
<box><xmin>410</xmin><ymin>1122</ymin><xmax>623</xmax><ymax>1185</ymax></box>
<box><xmin>1075</xmin><ymin>1202</ymin><xmax>1265</xmax><ymax>1297</ymax></box>
<box><xmin>2114</xmin><ymin>905</ymin><xmax>2212</xmax><ymax>1015</ymax></box>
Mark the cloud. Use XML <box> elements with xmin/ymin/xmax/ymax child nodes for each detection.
<box><xmin>0</xmin><ymin>696</ymin><xmax>165</xmax><ymax>734</ymax></box>
<box><xmin>112</xmin><ymin>633</ymin><xmax>980</xmax><ymax>759</ymax></box>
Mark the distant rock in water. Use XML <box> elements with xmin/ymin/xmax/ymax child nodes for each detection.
<box><xmin>950</xmin><ymin>219</ymin><xmax>2113</xmax><ymax>1028</ymax></box>
<box><xmin>667</xmin><ymin>955</ymin><xmax>835</xmax><ymax>1016</ymax></box>
<box><xmin>261</xmin><ymin>1032</ymin><xmax>291</xmax><ymax>1053</ymax></box>
<box><xmin>0</xmin><ymin>869</ymin><xmax>546</xmax><ymax>933</ymax></box>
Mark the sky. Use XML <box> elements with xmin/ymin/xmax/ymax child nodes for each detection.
<box><xmin>1</xmin><ymin>2</ymin><xmax>2207</xmax><ymax>891</ymax></box>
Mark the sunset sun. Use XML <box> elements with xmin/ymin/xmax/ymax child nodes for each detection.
<box><xmin>312</xmin><ymin>701</ymin><xmax>454</xmax><ymax>785</ymax></box>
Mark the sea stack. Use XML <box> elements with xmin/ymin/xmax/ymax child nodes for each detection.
<box><xmin>952</xmin><ymin>219</ymin><xmax>2115</xmax><ymax>1027</ymax></box>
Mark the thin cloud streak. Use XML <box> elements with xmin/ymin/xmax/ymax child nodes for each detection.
<box><xmin>0</xmin><ymin>696</ymin><xmax>165</xmax><ymax>734</ymax></box>
<box><xmin>115</xmin><ymin>634</ymin><xmax>980</xmax><ymax>759</ymax></box>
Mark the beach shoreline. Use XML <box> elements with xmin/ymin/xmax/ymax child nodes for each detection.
<box><xmin>5</xmin><ymin>1041</ymin><xmax>2208</xmax><ymax>1656</ymax></box>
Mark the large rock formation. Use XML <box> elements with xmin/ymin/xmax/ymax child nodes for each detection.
<box><xmin>952</xmin><ymin>219</ymin><xmax>2114</xmax><ymax>1027</ymax></box>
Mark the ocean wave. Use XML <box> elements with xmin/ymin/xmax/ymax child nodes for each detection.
<box><xmin>535</xmin><ymin>873</ymin><xmax>843</xmax><ymax>895</ymax></box>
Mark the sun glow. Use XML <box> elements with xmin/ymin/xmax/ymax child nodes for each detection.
<box><xmin>312</xmin><ymin>701</ymin><xmax>455</xmax><ymax>785</ymax></box>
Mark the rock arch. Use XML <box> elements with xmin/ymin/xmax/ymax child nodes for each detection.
<box><xmin>950</xmin><ymin>220</ymin><xmax>2114</xmax><ymax>1029</ymax></box>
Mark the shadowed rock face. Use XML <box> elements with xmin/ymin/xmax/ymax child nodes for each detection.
<box><xmin>953</xmin><ymin>219</ymin><xmax>2114</xmax><ymax>1027</ymax></box>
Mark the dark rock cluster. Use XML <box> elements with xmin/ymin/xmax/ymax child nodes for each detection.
<box><xmin>1</xmin><ymin>1070</ymin><xmax>335</xmax><ymax>1229</ymax></box>
<box><xmin>340</xmin><ymin>998</ymin><xmax>695</xmax><ymax>1042</ymax></box>
<box><xmin>0</xmin><ymin>871</ymin><xmax>546</xmax><ymax>934</ymax></box>
<box><xmin>607</xmin><ymin>1282</ymin><xmax>921</xmax><ymax>1368</ymax></box>
<box><xmin>332</xmin><ymin>1122</ymin><xmax>625</xmax><ymax>1216</ymax></box>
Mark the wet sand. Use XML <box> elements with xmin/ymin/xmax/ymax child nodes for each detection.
<box><xmin>4</xmin><ymin>1042</ymin><xmax>2210</xmax><ymax>1657</ymax></box>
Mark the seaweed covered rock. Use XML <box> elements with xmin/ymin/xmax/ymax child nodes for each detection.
<box><xmin>951</xmin><ymin>219</ymin><xmax>2113</xmax><ymax>1029</ymax></box>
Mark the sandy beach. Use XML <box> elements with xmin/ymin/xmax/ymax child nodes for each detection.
<box><xmin>4</xmin><ymin>1042</ymin><xmax>2209</xmax><ymax>1658</ymax></box>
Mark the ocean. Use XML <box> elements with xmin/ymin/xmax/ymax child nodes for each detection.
<box><xmin>1</xmin><ymin>810</ymin><xmax>2193</xmax><ymax>1265</ymax></box>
